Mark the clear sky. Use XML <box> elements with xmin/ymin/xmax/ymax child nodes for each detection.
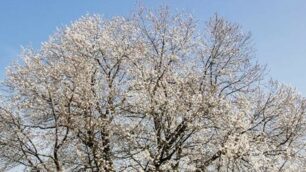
<box><xmin>0</xmin><ymin>0</ymin><xmax>306</xmax><ymax>94</ymax></box>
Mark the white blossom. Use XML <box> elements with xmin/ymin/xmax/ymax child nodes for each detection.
<box><xmin>0</xmin><ymin>7</ymin><xmax>305</xmax><ymax>172</ymax></box>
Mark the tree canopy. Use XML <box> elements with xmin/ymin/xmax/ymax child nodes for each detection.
<box><xmin>0</xmin><ymin>7</ymin><xmax>305</xmax><ymax>172</ymax></box>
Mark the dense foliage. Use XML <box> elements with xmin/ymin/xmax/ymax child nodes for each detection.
<box><xmin>1</xmin><ymin>7</ymin><xmax>306</xmax><ymax>171</ymax></box>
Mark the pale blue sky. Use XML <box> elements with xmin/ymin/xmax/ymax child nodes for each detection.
<box><xmin>0</xmin><ymin>0</ymin><xmax>306</xmax><ymax>94</ymax></box>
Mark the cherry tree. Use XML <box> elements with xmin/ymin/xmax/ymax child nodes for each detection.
<box><xmin>0</xmin><ymin>7</ymin><xmax>306</xmax><ymax>172</ymax></box>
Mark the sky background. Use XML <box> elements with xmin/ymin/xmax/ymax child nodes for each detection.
<box><xmin>0</xmin><ymin>0</ymin><xmax>306</xmax><ymax>95</ymax></box>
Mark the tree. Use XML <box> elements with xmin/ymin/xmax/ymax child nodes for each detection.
<box><xmin>0</xmin><ymin>7</ymin><xmax>306</xmax><ymax>172</ymax></box>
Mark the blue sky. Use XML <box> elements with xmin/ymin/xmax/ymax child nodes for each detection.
<box><xmin>0</xmin><ymin>0</ymin><xmax>306</xmax><ymax>94</ymax></box>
